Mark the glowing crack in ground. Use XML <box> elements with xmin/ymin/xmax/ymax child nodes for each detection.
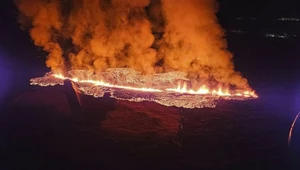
<box><xmin>30</xmin><ymin>69</ymin><xmax>257</xmax><ymax>109</ymax></box>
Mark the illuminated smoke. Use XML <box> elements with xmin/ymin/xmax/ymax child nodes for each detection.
<box><xmin>15</xmin><ymin>0</ymin><xmax>65</xmax><ymax>73</ymax></box>
<box><xmin>158</xmin><ymin>0</ymin><xmax>249</xmax><ymax>89</ymax></box>
<box><xmin>15</xmin><ymin>0</ymin><xmax>251</xmax><ymax>90</ymax></box>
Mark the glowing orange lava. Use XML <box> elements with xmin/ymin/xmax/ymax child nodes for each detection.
<box><xmin>53</xmin><ymin>74</ymin><xmax>257</xmax><ymax>98</ymax></box>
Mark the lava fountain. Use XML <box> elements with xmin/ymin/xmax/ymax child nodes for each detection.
<box><xmin>30</xmin><ymin>69</ymin><xmax>257</xmax><ymax>109</ymax></box>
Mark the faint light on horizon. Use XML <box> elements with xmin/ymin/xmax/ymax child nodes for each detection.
<box><xmin>228</xmin><ymin>30</ymin><xmax>297</xmax><ymax>39</ymax></box>
<box><xmin>265</xmin><ymin>33</ymin><xmax>293</xmax><ymax>39</ymax></box>
<box><xmin>228</xmin><ymin>30</ymin><xmax>246</xmax><ymax>34</ymax></box>
<box><xmin>278</xmin><ymin>18</ymin><xmax>300</xmax><ymax>22</ymax></box>
<box><xmin>235</xmin><ymin>17</ymin><xmax>300</xmax><ymax>22</ymax></box>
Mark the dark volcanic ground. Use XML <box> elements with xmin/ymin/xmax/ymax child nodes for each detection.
<box><xmin>0</xmin><ymin>84</ymin><xmax>299</xmax><ymax>170</ymax></box>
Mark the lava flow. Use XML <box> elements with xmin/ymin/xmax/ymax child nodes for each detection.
<box><xmin>30</xmin><ymin>69</ymin><xmax>257</xmax><ymax>109</ymax></box>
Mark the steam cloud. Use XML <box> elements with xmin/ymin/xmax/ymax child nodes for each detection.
<box><xmin>15</xmin><ymin>0</ymin><xmax>250</xmax><ymax>90</ymax></box>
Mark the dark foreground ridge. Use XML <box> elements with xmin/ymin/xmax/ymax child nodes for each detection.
<box><xmin>0</xmin><ymin>84</ymin><xmax>299</xmax><ymax>170</ymax></box>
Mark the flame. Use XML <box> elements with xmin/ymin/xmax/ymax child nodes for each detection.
<box><xmin>166</xmin><ymin>82</ymin><xmax>257</xmax><ymax>98</ymax></box>
<box><xmin>53</xmin><ymin>74</ymin><xmax>257</xmax><ymax>98</ymax></box>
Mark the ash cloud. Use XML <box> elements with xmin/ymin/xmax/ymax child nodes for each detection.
<box><xmin>15</xmin><ymin>0</ymin><xmax>250</xmax><ymax>90</ymax></box>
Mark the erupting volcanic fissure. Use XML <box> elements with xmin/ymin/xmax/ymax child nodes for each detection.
<box><xmin>16</xmin><ymin>0</ymin><xmax>258</xmax><ymax>108</ymax></box>
<box><xmin>30</xmin><ymin>69</ymin><xmax>257</xmax><ymax>108</ymax></box>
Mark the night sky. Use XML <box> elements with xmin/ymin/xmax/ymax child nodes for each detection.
<box><xmin>219</xmin><ymin>0</ymin><xmax>300</xmax><ymax>18</ymax></box>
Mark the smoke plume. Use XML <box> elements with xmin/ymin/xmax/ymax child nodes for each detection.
<box><xmin>15</xmin><ymin>0</ymin><xmax>250</xmax><ymax>90</ymax></box>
